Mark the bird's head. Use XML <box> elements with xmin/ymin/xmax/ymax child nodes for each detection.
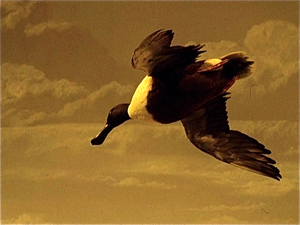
<box><xmin>91</xmin><ymin>103</ymin><xmax>130</xmax><ymax>145</ymax></box>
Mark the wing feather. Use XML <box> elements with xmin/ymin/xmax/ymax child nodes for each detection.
<box><xmin>131</xmin><ymin>29</ymin><xmax>205</xmax><ymax>77</ymax></box>
<box><xmin>131</xmin><ymin>30</ymin><xmax>174</xmax><ymax>73</ymax></box>
<box><xmin>181</xmin><ymin>93</ymin><xmax>282</xmax><ymax>181</ymax></box>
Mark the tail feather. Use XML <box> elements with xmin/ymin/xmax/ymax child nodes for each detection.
<box><xmin>221</xmin><ymin>51</ymin><xmax>254</xmax><ymax>79</ymax></box>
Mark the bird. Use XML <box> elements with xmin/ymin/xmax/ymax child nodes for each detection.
<box><xmin>91</xmin><ymin>29</ymin><xmax>282</xmax><ymax>181</ymax></box>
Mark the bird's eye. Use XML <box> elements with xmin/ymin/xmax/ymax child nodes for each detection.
<box><xmin>148</xmin><ymin>58</ymin><xmax>153</xmax><ymax>63</ymax></box>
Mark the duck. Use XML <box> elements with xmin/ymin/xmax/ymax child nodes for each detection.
<box><xmin>91</xmin><ymin>29</ymin><xmax>282</xmax><ymax>181</ymax></box>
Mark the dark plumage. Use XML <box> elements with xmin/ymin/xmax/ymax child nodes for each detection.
<box><xmin>91</xmin><ymin>29</ymin><xmax>281</xmax><ymax>181</ymax></box>
<box><xmin>181</xmin><ymin>93</ymin><xmax>281</xmax><ymax>180</ymax></box>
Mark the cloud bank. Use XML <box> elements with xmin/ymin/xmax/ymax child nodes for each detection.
<box><xmin>1</xmin><ymin>63</ymin><xmax>134</xmax><ymax>126</ymax></box>
<box><xmin>2</xmin><ymin>121</ymin><xmax>298</xmax><ymax>223</ymax></box>
<box><xmin>1</xmin><ymin>63</ymin><xmax>87</xmax><ymax>105</ymax></box>
<box><xmin>2</xmin><ymin>15</ymin><xmax>298</xmax><ymax>126</ymax></box>
<box><xmin>200</xmin><ymin>20</ymin><xmax>299</xmax><ymax>96</ymax></box>
<box><xmin>1</xmin><ymin>1</ymin><xmax>37</xmax><ymax>29</ymax></box>
<box><xmin>24</xmin><ymin>21</ymin><xmax>76</xmax><ymax>37</ymax></box>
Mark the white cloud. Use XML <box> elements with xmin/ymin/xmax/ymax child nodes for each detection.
<box><xmin>1</xmin><ymin>107</ymin><xmax>50</xmax><ymax>127</ymax></box>
<box><xmin>1</xmin><ymin>63</ymin><xmax>133</xmax><ymax>126</ymax></box>
<box><xmin>98</xmin><ymin>120</ymin><xmax>297</xmax><ymax>199</ymax></box>
<box><xmin>190</xmin><ymin>20</ymin><xmax>299</xmax><ymax>96</ymax></box>
<box><xmin>2</xmin><ymin>213</ymin><xmax>49</xmax><ymax>224</ymax></box>
<box><xmin>3</xmin><ymin>163</ymin><xmax>175</xmax><ymax>190</ymax></box>
<box><xmin>4</xmin><ymin>120</ymin><xmax>296</xmax><ymax>184</ymax></box>
<box><xmin>56</xmin><ymin>98</ymin><xmax>90</xmax><ymax>119</ymax></box>
<box><xmin>3</xmin><ymin>168</ymin><xmax>69</xmax><ymax>181</ymax></box>
<box><xmin>75</xmin><ymin>174</ymin><xmax>117</xmax><ymax>183</ymax></box>
<box><xmin>2</xmin><ymin>78</ymin><xmax>133</xmax><ymax>126</ymax></box>
<box><xmin>239</xmin><ymin>178</ymin><xmax>297</xmax><ymax>197</ymax></box>
<box><xmin>185</xmin><ymin>202</ymin><xmax>268</xmax><ymax>223</ymax></box>
<box><xmin>245</xmin><ymin>20</ymin><xmax>299</xmax><ymax>92</ymax></box>
<box><xmin>235</xmin><ymin>20</ymin><xmax>298</xmax><ymax>95</ymax></box>
<box><xmin>2</xmin><ymin>122</ymin><xmax>298</xmax><ymax>223</ymax></box>
<box><xmin>128</xmin><ymin>158</ymin><xmax>296</xmax><ymax>197</ymax></box>
<box><xmin>52</xmin><ymin>79</ymin><xmax>87</xmax><ymax>99</ymax></box>
<box><xmin>24</xmin><ymin>21</ymin><xmax>76</xmax><ymax>37</ymax></box>
<box><xmin>95</xmin><ymin>119</ymin><xmax>297</xmax><ymax>183</ymax></box>
<box><xmin>1</xmin><ymin>1</ymin><xmax>37</xmax><ymax>29</ymax></box>
<box><xmin>231</xmin><ymin>120</ymin><xmax>298</xmax><ymax>140</ymax></box>
<box><xmin>200</xmin><ymin>40</ymin><xmax>244</xmax><ymax>60</ymax></box>
<box><xmin>205</xmin><ymin>215</ymin><xmax>249</xmax><ymax>224</ymax></box>
<box><xmin>199</xmin><ymin>201</ymin><xmax>265</xmax><ymax>212</ymax></box>
<box><xmin>56</xmin><ymin>81</ymin><xmax>133</xmax><ymax>118</ymax></box>
<box><xmin>1</xmin><ymin>63</ymin><xmax>93</xmax><ymax>126</ymax></box>
<box><xmin>12</xmin><ymin>110</ymin><xmax>48</xmax><ymax>127</ymax></box>
<box><xmin>230</xmin><ymin>120</ymin><xmax>299</xmax><ymax>163</ymax></box>
<box><xmin>2</xmin><ymin>63</ymin><xmax>49</xmax><ymax>104</ymax></box>
<box><xmin>1</xmin><ymin>63</ymin><xmax>87</xmax><ymax>105</ymax></box>
<box><xmin>115</xmin><ymin>177</ymin><xmax>176</xmax><ymax>189</ymax></box>
<box><xmin>88</xmin><ymin>81</ymin><xmax>134</xmax><ymax>103</ymax></box>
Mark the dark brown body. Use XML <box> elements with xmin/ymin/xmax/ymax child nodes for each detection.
<box><xmin>146</xmin><ymin>60</ymin><xmax>240</xmax><ymax>123</ymax></box>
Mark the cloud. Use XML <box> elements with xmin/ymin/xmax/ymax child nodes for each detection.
<box><xmin>185</xmin><ymin>202</ymin><xmax>268</xmax><ymax>223</ymax></box>
<box><xmin>127</xmin><ymin>159</ymin><xmax>297</xmax><ymax>197</ymax></box>
<box><xmin>1</xmin><ymin>63</ymin><xmax>89</xmax><ymax>126</ymax></box>
<box><xmin>3</xmin><ymin>168</ymin><xmax>69</xmax><ymax>181</ymax></box>
<box><xmin>238</xmin><ymin>178</ymin><xmax>297</xmax><ymax>197</ymax></box>
<box><xmin>3</xmin><ymin>120</ymin><xmax>296</xmax><ymax>184</ymax></box>
<box><xmin>75</xmin><ymin>174</ymin><xmax>117</xmax><ymax>183</ymax></box>
<box><xmin>1</xmin><ymin>1</ymin><xmax>37</xmax><ymax>29</ymax></box>
<box><xmin>96</xmin><ymin>120</ymin><xmax>298</xmax><ymax>198</ymax></box>
<box><xmin>98</xmin><ymin>122</ymin><xmax>187</xmax><ymax>157</ymax></box>
<box><xmin>205</xmin><ymin>215</ymin><xmax>249</xmax><ymax>224</ymax></box>
<box><xmin>1</xmin><ymin>63</ymin><xmax>49</xmax><ymax>104</ymax></box>
<box><xmin>115</xmin><ymin>177</ymin><xmax>176</xmax><ymax>189</ymax></box>
<box><xmin>4</xmin><ymin>110</ymin><xmax>48</xmax><ymax>127</ymax></box>
<box><xmin>2</xmin><ymin>213</ymin><xmax>49</xmax><ymax>224</ymax></box>
<box><xmin>52</xmin><ymin>78</ymin><xmax>87</xmax><ymax>99</ymax></box>
<box><xmin>56</xmin><ymin>81</ymin><xmax>133</xmax><ymax>119</ymax></box>
<box><xmin>191</xmin><ymin>20</ymin><xmax>299</xmax><ymax>96</ymax></box>
<box><xmin>199</xmin><ymin>201</ymin><xmax>265</xmax><ymax>212</ymax></box>
<box><xmin>96</xmin><ymin>119</ymin><xmax>298</xmax><ymax>182</ymax></box>
<box><xmin>3</xmin><ymin>164</ymin><xmax>174</xmax><ymax>190</ymax></box>
<box><xmin>1</xmin><ymin>63</ymin><xmax>87</xmax><ymax>105</ymax></box>
<box><xmin>1</xmin><ymin>2</ymin><xmax>137</xmax><ymax>92</ymax></box>
<box><xmin>2</xmin><ymin>122</ymin><xmax>298</xmax><ymax>224</ymax></box>
<box><xmin>230</xmin><ymin>120</ymin><xmax>299</xmax><ymax>163</ymax></box>
<box><xmin>234</xmin><ymin>20</ymin><xmax>298</xmax><ymax>95</ymax></box>
<box><xmin>1</xmin><ymin>63</ymin><xmax>134</xmax><ymax>126</ymax></box>
<box><xmin>24</xmin><ymin>21</ymin><xmax>76</xmax><ymax>37</ymax></box>
<box><xmin>199</xmin><ymin>40</ymin><xmax>244</xmax><ymax>60</ymax></box>
<box><xmin>244</xmin><ymin>20</ymin><xmax>299</xmax><ymax>93</ymax></box>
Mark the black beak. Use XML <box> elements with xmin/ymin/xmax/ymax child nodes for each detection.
<box><xmin>91</xmin><ymin>124</ymin><xmax>113</xmax><ymax>145</ymax></box>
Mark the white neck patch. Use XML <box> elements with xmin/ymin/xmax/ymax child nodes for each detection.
<box><xmin>128</xmin><ymin>75</ymin><xmax>159</xmax><ymax>124</ymax></box>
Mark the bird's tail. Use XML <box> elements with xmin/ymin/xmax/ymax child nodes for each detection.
<box><xmin>221</xmin><ymin>51</ymin><xmax>254</xmax><ymax>80</ymax></box>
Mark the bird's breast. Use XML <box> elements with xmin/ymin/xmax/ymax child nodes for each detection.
<box><xmin>128</xmin><ymin>75</ymin><xmax>159</xmax><ymax>124</ymax></box>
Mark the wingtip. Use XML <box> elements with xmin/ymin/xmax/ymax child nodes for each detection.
<box><xmin>231</xmin><ymin>161</ymin><xmax>282</xmax><ymax>181</ymax></box>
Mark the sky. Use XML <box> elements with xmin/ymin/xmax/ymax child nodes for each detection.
<box><xmin>1</xmin><ymin>1</ymin><xmax>299</xmax><ymax>224</ymax></box>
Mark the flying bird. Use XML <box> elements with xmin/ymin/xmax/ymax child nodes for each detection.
<box><xmin>91</xmin><ymin>29</ymin><xmax>282</xmax><ymax>181</ymax></box>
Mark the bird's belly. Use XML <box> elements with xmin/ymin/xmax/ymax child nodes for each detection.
<box><xmin>128</xmin><ymin>75</ymin><xmax>159</xmax><ymax>124</ymax></box>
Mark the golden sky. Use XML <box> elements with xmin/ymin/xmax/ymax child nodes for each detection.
<box><xmin>1</xmin><ymin>1</ymin><xmax>299</xmax><ymax>224</ymax></box>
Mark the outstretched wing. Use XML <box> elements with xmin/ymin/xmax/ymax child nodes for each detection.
<box><xmin>131</xmin><ymin>29</ymin><xmax>174</xmax><ymax>73</ymax></box>
<box><xmin>181</xmin><ymin>93</ymin><xmax>282</xmax><ymax>181</ymax></box>
<box><xmin>131</xmin><ymin>29</ymin><xmax>205</xmax><ymax>77</ymax></box>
